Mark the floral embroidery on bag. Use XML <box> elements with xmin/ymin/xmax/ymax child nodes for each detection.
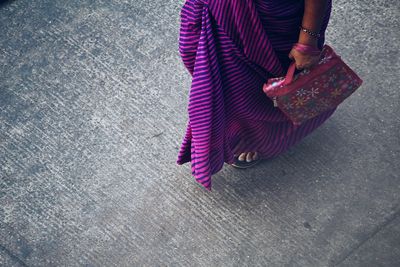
<box><xmin>309</xmin><ymin>87</ymin><xmax>319</xmax><ymax>98</ymax></box>
<box><xmin>294</xmin><ymin>96</ymin><xmax>308</xmax><ymax>106</ymax></box>
<box><xmin>296</xmin><ymin>88</ymin><xmax>307</xmax><ymax>96</ymax></box>
<box><xmin>284</xmin><ymin>102</ymin><xmax>294</xmax><ymax>110</ymax></box>
<box><xmin>328</xmin><ymin>74</ymin><xmax>337</xmax><ymax>82</ymax></box>
<box><xmin>318</xmin><ymin>56</ymin><xmax>331</xmax><ymax>65</ymax></box>
<box><xmin>331</xmin><ymin>88</ymin><xmax>342</xmax><ymax>97</ymax></box>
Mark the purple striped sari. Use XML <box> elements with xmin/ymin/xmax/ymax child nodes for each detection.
<box><xmin>176</xmin><ymin>0</ymin><xmax>336</xmax><ymax>190</ymax></box>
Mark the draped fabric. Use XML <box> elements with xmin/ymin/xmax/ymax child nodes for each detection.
<box><xmin>176</xmin><ymin>0</ymin><xmax>336</xmax><ymax>190</ymax></box>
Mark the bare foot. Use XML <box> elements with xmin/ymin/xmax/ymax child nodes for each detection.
<box><xmin>236</xmin><ymin>152</ymin><xmax>259</xmax><ymax>162</ymax></box>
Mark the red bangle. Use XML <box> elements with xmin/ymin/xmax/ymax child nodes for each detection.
<box><xmin>292</xmin><ymin>43</ymin><xmax>321</xmax><ymax>56</ymax></box>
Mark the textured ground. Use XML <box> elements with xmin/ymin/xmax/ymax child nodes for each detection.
<box><xmin>0</xmin><ymin>0</ymin><xmax>399</xmax><ymax>266</ymax></box>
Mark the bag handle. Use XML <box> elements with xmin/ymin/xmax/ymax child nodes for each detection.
<box><xmin>283</xmin><ymin>61</ymin><xmax>297</xmax><ymax>86</ymax></box>
<box><xmin>283</xmin><ymin>43</ymin><xmax>327</xmax><ymax>85</ymax></box>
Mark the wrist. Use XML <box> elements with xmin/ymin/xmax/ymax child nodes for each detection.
<box><xmin>298</xmin><ymin>31</ymin><xmax>318</xmax><ymax>48</ymax></box>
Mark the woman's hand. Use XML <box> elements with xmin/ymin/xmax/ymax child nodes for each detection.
<box><xmin>290</xmin><ymin>0</ymin><xmax>328</xmax><ymax>70</ymax></box>
<box><xmin>288</xmin><ymin>46</ymin><xmax>320</xmax><ymax>70</ymax></box>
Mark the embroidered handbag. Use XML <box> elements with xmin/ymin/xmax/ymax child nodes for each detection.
<box><xmin>263</xmin><ymin>44</ymin><xmax>363</xmax><ymax>125</ymax></box>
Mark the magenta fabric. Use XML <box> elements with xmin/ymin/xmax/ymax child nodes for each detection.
<box><xmin>176</xmin><ymin>0</ymin><xmax>336</xmax><ymax>191</ymax></box>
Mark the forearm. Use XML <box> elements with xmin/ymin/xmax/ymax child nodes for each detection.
<box><xmin>298</xmin><ymin>0</ymin><xmax>329</xmax><ymax>47</ymax></box>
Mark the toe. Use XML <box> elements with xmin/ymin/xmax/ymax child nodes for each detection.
<box><xmin>238</xmin><ymin>152</ymin><xmax>247</xmax><ymax>161</ymax></box>
<box><xmin>253</xmin><ymin>152</ymin><xmax>259</xmax><ymax>160</ymax></box>
<box><xmin>246</xmin><ymin>152</ymin><xmax>254</xmax><ymax>162</ymax></box>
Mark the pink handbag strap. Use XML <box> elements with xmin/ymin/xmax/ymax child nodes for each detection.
<box><xmin>283</xmin><ymin>61</ymin><xmax>297</xmax><ymax>86</ymax></box>
<box><xmin>283</xmin><ymin>44</ymin><xmax>325</xmax><ymax>85</ymax></box>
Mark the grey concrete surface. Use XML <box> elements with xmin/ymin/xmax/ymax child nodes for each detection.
<box><xmin>0</xmin><ymin>0</ymin><xmax>399</xmax><ymax>266</ymax></box>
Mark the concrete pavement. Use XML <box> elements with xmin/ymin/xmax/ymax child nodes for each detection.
<box><xmin>0</xmin><ymin>0</ymin><xmax>399</xmax><ymax>266</ymax></box>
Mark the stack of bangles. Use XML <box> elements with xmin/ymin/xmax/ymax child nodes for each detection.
<box><xmin>292</xmin><ymin>43</ymin><xmax>321</xmax><ymax>56</ymax></box>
